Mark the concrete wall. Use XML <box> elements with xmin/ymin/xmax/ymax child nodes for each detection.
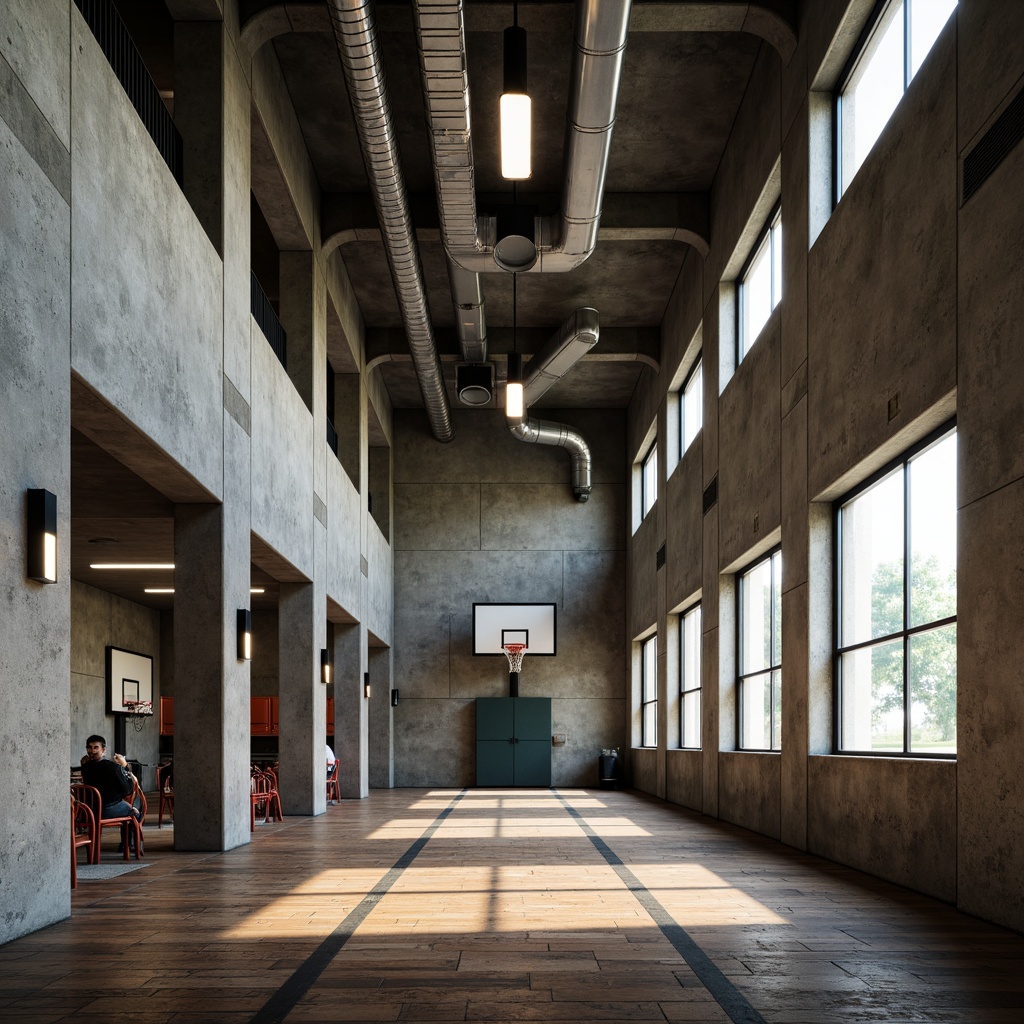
<box><xmin>70</xmin><ymin>583</ymin><xmax>162</xmax><ymax>788</ymax></box>
<box><xmin>393</xmin><ymin>408</ymin><xmax>627</xmax><ymax>788</ymax></box>
<box><xmin>627</xmin><ymin>0</ymin><xmax>1024</xmax><ymax>925</ymax></box>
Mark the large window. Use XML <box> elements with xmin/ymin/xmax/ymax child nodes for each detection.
<box><xmin>641</xmin><ymin>634</ymin><xmax>658</xmax><ymax>746</ymax></box>
<box><xmin>641</xmin><ymin>442</ymin><xmax>658</xmax><ymax>519</ymax></box>
<box><xmin>739</xmin><ymin>207</ymin><xmax>782</xmax><ymax>361</ymax></box>
<box><xmin>836</xmin><ymin>426</ymin><xmax>957</xmax><ymax>755</ymax></box>
<box><xmin>679</xmin><ymin>604</ymin><xmax>702</xmax><ymax>748</ymax></box>
<box><xmin>837</xmin><ymin>0</ymin><xmax>957</xmax><ymax>197</ymax></box>
<box><xmin>680</xmin><ymin>357</ymin><xmax>703</xmax><ymax>458</ymax></box>
<box><xmin>739</xmin><ymin>549</ymin><xmax>782</xmax><ymax>750</ymax></box>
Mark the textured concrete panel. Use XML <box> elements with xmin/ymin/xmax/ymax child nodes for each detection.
<box><xmin>481</xmin><ymin>484</ymin><xmax>622</xmax><ymax>552</ymax></box>
<box><xmin>780</xmin><ymin>583</ymin><xmax>809</xmax><ymax>851</ymax></box>
<box><xmin>394</xmin><ymin>484</ymin><xmax>481</xmax><ymax>551</ymax></box>
<box><xmin>551</xmin><ymin>698</ymin><xmax>625</xmax><ymax>787</ymax></box>
<box><xmin>631</xmin><ymin>746</ymin><xmax>658</xmax><ymax>796</ymax></box>
<box><xmin>718</xmin><ymin>315</ymin><xmax>782</xmax><ymax>570</ymax></box>
<box><xmin>807</xmin><ymin>29</ymin><xmax>956</xmax><ymax>500</ymax></box>
<box><xmin>393</xmin><ymin>608</ymin><xmax>451</xmax><ymax>699</ymax></box>
<box><xmin>365</xmin><ymin>517</ymin><xmax>394</xmax><ymax>648</ymax></box>
<box><xmin>781</xmin><ymin>397</ymin><xmax>808</xmax><ymax>592</ymax></box>
<box><xmin>3</xmin><ymin>0</ymin><xmax>70</xmax><ymax>149</ymax></box>
<box><xmin>808</xmin><ymin>755</ymin><xmax>955</xmax><ymax>903</ymax></box>
<box><xmin>70</xmin><ymin>20</ymin><xmax>224</xmax><ymax>499</ymax></box>
<box><xmin>719</xmin><ymin>752</ymin><xmax>782</xmax><ymax>839</ymax></box>
<box><xmin>781</xmin><ymin>96</ymin><xmax>809</xmax><ymax>388</ymax></box>
<box><xmin>958</xmin><ymin>479</ymin><xmax>1024</xmax><ymax>931</ymax></box>
<box><xmin>394</xmin><ymin>698</ymin><xmax>475</xmax><ymax>788</ymax></box>
<box><xmin>630</xmin><ymin>513</ymin><xmax>659</xmax><ymax>639</ymax></box>
<box><xmin>666</xmin><ymin>749</ymin><xmax>702</xmax><ymax>811</ymax></box>
<box><xmin>325</xmin><ymin>454</ymin><xmax>362</xmax><ymax>616</ymax></box>
<box><xmin>666</xmin><ymin>443</ymin><xmax>702</xmax><ymax>611</ymax></box>
<box><xmin>958</xmin><ymin>131</ymin><xmax>1024</xmax><ymax>506</ymax></box>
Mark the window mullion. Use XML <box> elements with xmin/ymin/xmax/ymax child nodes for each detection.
<box><xmin>903</xmin><ymin>455</ymin><xmax>912</xmax><ymax>752</ymax></box>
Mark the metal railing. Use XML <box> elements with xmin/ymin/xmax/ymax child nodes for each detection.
<box><xmin>251</xmin><ymin>273</ymin><xmax>287</xmax><ymax>369</ymax></box>
<box><xmin>74</xmin><ymin>0</ymin><xmax>183</xmax><ymax>186</ymax></box>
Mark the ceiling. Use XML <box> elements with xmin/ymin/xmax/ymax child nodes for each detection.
<box><xmin>72</xmin><ymin>0</ymin><xmax>791</xmax><ymax>610</ymax></box>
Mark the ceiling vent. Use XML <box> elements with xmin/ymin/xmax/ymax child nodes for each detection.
<box><xmin>962</xmin><ymin>84</ymin><xmax>1024</xmax><ymax>205</ymax></box>
<box><xmin>457</xmin><ymin>364</ymin><xmax>493</xmax><ymax>407</ymax></box>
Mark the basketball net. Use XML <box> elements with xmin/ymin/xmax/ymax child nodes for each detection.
<box><xmin>502</xmin><ymin>643</ymin><xmax>527</xmax><ymax>674</ymax></box>
<box><xmin>124</xmin><ymin>700</ymin><xmax>152</xmax><ymax>733</ymax></box>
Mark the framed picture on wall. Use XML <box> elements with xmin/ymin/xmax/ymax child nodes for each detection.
<box><xmin>105</xmin><ymin>646</ymin><xmax>154</xmax><ymax>715</ymax></box>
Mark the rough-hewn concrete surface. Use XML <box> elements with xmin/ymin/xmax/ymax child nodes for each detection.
<box><xmin>666</xmin><ymin>749</ymin><xmax>702</xmax><ymax>810</ymax></box>
<box><xmin>718</xmin><ymin>752</ymin><xmax>782</xmax><ymax>840</ymax></box>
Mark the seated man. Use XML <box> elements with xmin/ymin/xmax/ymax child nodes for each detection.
<box><xmin>81</xmin><ymin>734</ymin><xmax>142</xmax><ymax>852</ymax></box>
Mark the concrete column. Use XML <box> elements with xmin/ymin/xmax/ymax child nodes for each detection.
<box><xmin>280</xmin><ymin>252</ymin><xmax>317</xmax><ymax>414</ymax></box>
<box><xmin>334</xmin><ymin>622</ymin><xmax>368</xmax><ymax>797</ymax></box>
<box><xmin>368</xmin><ymin>645</ymin><xmax>394</xmax><ymax>788</ymax></box>
<box><xmin>173</xmin><ymin>494</ymin><xmax>251</xmax><ymax>851</ymax></box>
<box><xmin>278</xmin><ymin>581</ymin><xmax>325</xmax><ymax>815</ymax></box>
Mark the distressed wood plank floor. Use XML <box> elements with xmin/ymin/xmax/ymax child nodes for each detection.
<box><xmin>3</xmin><ymin>788</ymin><xmax>1024</xmax><ymax>1023</ymax></box>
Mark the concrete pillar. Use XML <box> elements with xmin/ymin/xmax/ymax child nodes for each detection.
<box><xmin>278</xmin><ymin>581</ymin><xmax>325</xmax><ymax>815</ymax></box>
<box><xmin>335</xmin><ymin>622</ymin><xmax>369</xmax><ymax>798</ymax></box>
<box><xmin>173</xmin><ymin>495</ymin><xmax>251</xmax><ymax>851</ymax></box>
<box><xmin>368</xmin><ymin>645</ymin><xmax>394</xmax><ymax>788</ymax></box>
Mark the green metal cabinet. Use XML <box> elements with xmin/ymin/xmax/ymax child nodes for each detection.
<box><xmin>476</xmin><ymin>697</ymin><xmax>551</xmax><ymax>787</ymax></box>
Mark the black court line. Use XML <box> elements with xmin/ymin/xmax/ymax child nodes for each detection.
<box><xmin>248</xmin><ymin>789</ymin><xmax>467</xmax><ymax>1024</ymax></box>
<box><xmin>554</xmin><ymin>790</ymin><xmax>768</xmax><ymax>1024</ymax></box>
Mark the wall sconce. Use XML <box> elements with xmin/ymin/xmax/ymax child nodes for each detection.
<box><xmin>391</xmin><ymin>688</ymin><xmax>400</xmax><ymax>707</ymax></box>
<box><xmin>26</xmin><ymin>489</ymin><xmax>57</xmax><ymax>584</ymax></box>
<box><xmin>364</xmin><ymin>671</ymin><xmax>371</xmax><ymax>699</ymax></box>
<box><xmin>500</xmin><ymin>5</ymin><xmax>530</xmax><ymax>180</ymax></box>
<box><xmin>321</xmin><ymin>648</ymin><xmax>332</xmax><ymax>685</ymax></box>
<box><xmin>237</xmin><ymin>609</ymin><xmax>252</xmax><ymax>661</ymax></box>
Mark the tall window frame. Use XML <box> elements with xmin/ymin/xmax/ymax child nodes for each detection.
<box><xmin>836</xmin><ymin>0</ymin><xmax>957</xmax><ymax>200</ymax></box>
<box><xmin>641</xmin><ymin>442</ymin><xmax>658</xmax><ymax>520</ymax></box>
<box><xmin>679</xmin><ymin>603</ymin><xmax>702</xmax><ymax>749</ymax></box>
<box><xmin>679</xmin><ymin>356</ymin><xmax>703</xmax><ymax>459</ymax></box>
<box><xmin>641</xmin><ymin>634</ymin><xmax>658</xmax><ymax>747</ymax></box>
<box><xmin>738</xmin><ymin>548</ymin><xmax>782</xmax><ymax>751</ymax></box>
<box><xmin>738</xmin><ymin>206</ymin><xmax>782</xmax><ymax>363</ymax></box>
<box><xmin>835</xmin><ymin>422</ymin><xmax>957</xmax><ymax>757</ymax></box>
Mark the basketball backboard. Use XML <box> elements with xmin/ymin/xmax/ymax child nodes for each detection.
<box><xmin>472</xmin><ymin>603</ymin><xmax>557</xmax><ymax>655</ymax></box>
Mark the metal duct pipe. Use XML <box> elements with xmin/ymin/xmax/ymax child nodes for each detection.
<box><xmin>447</xmin><ymin>255</ymin><xmax>487</xmax><ymax>364</ymax></box>
<box><xmin>412</xmin><ymin>0</ymin><xmax>632</xmax><ymax>274</ymax></box>
<box><xmin>328</xmin><ymin>0</ymin><xmax>454</xmax><ymax>442</ymax></box>
<box><xmin>523</xmin><ymin>308</ymin><xmax>600</xmax><ymax>407</ymax></box>
<box><xmin>509</xmin><ymin>418</ymin><xmax>592</xmax><ymax>502</ymax></box>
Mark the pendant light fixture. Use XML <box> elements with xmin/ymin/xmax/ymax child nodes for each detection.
<box><xmin>506</xmin><ymin>272</ymin><xmax>525</xmax><ymax>420</ymax></box>
<box><xmin>500</xmin><ymin>0</ymin><xmax>531</xmax><ymax>180</ymax></box>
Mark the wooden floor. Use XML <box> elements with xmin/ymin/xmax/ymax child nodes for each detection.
<box><xmin>4</xmin><ymin>788</ymin><xmax>1024</xmax><ymax>1023</ymax></box>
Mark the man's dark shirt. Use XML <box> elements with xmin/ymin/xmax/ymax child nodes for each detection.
<box><xmin>81</xmin><ymin>758</ymin><xmax>133</xmax><ymax>806</ymax></box>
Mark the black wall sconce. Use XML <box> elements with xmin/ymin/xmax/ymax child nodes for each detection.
<box><xmin>321</xmin><ymin>648</ymin><xmax>332</xmax><ymax>685</ymax></box>
<box><xmin>364</xmin><ymin>671</ymin><xmax>371</xmax><ymax>699</ymax></box>
<box><xmin>237</xmin><ymin>609</ymin><xmax>252</xmax><ymax>661</ymax></box>
<box><xmin>26</xmin><ymin>488</ymin><xmax>57</xmax><ymax>584</ymax></box>
<box><xmin>391</xmin><ymin>688</ymin><xmax>400</xmax><ymax>707</ymax></box>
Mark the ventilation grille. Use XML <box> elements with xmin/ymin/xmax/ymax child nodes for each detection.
<box><xmin>702</xmin><ymin>476</ymin><xmax>718</xmax><ymax>514</ymax></box>
<box><xmin>962</xmin><ymin>85</ymin><xmax>1024</xmax><ymax>205</ymax></box>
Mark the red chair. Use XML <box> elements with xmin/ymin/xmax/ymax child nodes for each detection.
<box><xmin>71</xmin><ymin>795</ymin><xmax>97</xmax><ymax>887</ymax></box>
<box><xmin>156</xmin><ymin>762</ymin><xmax>174</xmax><ymax>827</ymax></box>
<box><xmin>71</xmin><ymin>783</ymin><xmax>142</xmax><ymax>862</ymax></box>
<box><xmin>326</xmin><ymin>759</ymin><xmax>340</xmax><ymax>804</ymax></box>
<box><xmin>250</xmin><ymin>768</ymin><xmax>283</xmax><ymax>830</ymax></box>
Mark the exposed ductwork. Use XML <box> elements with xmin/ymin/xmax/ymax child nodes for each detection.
<box><xmin>509</xmin><ymin>418</ymin><xmax>593</xmax><ymax>502</ymax></box>
<box><xmin>506</xmin><ymin>308</ymin><xmax>600</xmax><ymax>502</ymax></box>
<box><xmin>327</xmin><ymin>0</ymin><xmax>454</xmax><ymax>443</ymax></box>
<box><xmin>523</xmin><ymin>307</ymin><xmax>600</xmax><ymax>407</ymax></box>
<box><xmin>413</xmin><ymin>0</ymin><xmax>633</xmax><ymax>275</ymax></box>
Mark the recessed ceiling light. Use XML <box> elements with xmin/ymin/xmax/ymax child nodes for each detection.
<box><xmin>89</xmin><ymin>563</ymin><xmax>175</xmax><ymax>570</ymax></box>
<box><xmin>144</xmin><ymin>588</ymin><xmax>175</xmax><ymax>594</ymax></box>
<box><xmin>250</xmin><ymin>588</ymin><xmax>265</xmax><ymax>594</ymax></box>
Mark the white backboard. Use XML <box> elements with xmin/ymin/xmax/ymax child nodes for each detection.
<box><xmin>473</xmin><ymin>603</ymin><xmax>557</xmax><ymax>655</ymax></box>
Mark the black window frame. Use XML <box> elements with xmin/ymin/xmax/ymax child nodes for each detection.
<box><xmin>833</xmin><ymin>419</ymin><xmax>957</xmax><ymax>758</ymax></box>
<box><xmin>736</xmin><ymin>204</ymin><xmax>782</xmax><ymax>365</ymax></box>
<box><xmin>737</xmin><ymin>546</ymin><xmax>783</xmax><ymax>752</ymax></box>
<box><xmin>678</xmin><ymin>602</ymin><xmax>702</xmax><ymax>749</ymax></box>
<box><xmin>641</xmin><ymin>633</ymin><xmax>658</xmax><ymax>747</ymax></box>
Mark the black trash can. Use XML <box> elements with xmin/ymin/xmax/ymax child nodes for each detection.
<box><xmin>598</xmin><ymin>752</ymin><xmax>618</xmax><ymax>789</ymax></box>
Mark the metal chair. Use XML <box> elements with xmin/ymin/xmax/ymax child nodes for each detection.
<box><xmin>326</xmin><ymin>758</ymin><xmax>340</xmax><ymax>804</ymax></box>
<box><xmin>71</xmin><ymin>794</ymin><xmax>97</xmax><ymax>886</ymax></box>
<box><xmin>70</xmin><ymin>783</ymin><xmax>142</xmax><ymax>862</ymax></box>
<box><xmin>156</xmin><ymin>762</ymin><xmax>174</xmax><ymax>827</ymax></box>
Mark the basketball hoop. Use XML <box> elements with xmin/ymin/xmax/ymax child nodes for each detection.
<box><xmin>124</xmin><ymin>700</ymin><xmax>152</xmax><ymax>732</ymax></box>
<box><xmin>502</xmin><ymin>643</ymin><xmax>526</xmax><ymax>674</ymax></box>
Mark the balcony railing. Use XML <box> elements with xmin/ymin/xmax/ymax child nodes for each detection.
<box><xmin>74</xmin><ymin>0</ymin><xmax>183</xmax><ymax>186</ymax></box>
<box><xmin>251</xmin><ymin>272</ymin><xmax>287</xmax><ymax>370</ymax></box>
